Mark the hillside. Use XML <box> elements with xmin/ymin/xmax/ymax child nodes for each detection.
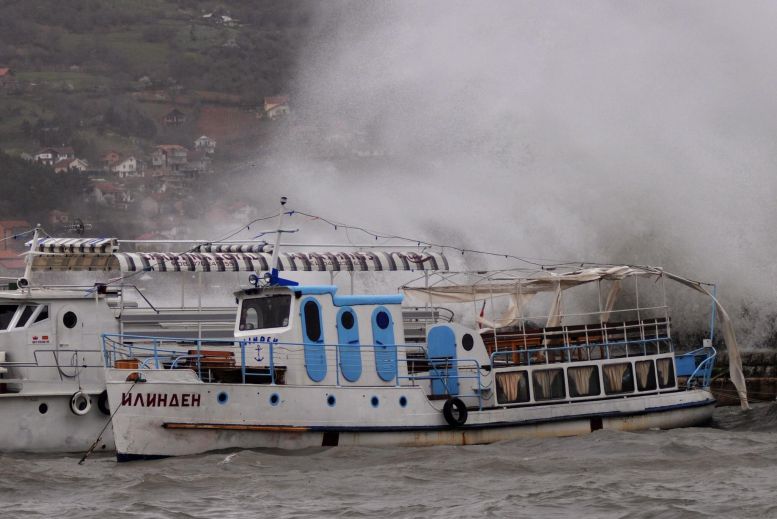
<box><xmin>0</xmin><ymin>0</ymin><xmax>314</xmax><ymax>160</ymax></box>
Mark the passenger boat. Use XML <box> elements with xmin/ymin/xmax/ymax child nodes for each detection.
<box><xmin>103</xmin><ymin>208</ymin><xmax>748</xmax><ymax>461</ymax></box>
<box><xmin>0</xmin><ymin>227</ymin><xmax>455</xmax><ymax>453</ymax></box>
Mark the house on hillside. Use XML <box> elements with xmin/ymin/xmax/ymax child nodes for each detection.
<box><xmin>34</xmin><ymin>147</ymin><xmax>74</xmax><ymax>166</ymax></box>
<box><xmin>53</xmin><ymin>157</ymin><xmax>89</xmax><ymax>173</ymax></box>
<box><xmin>0</xmin><ymin>68</ymin><xmax>19</xmax><ymax>93</ymax></box>
<box><xmin>112</xmin><ymin>156</ymin><xmax>144</xmax><ymax>178</ymax></box>
<box><xmin>152</xmin><ymin>144</ymin><xmax>188</xmax><ymax>172</ymax></box>
<box><xmin>194</xmin><ymin>135</ymin><xmax>216</xmax><ymax>154</ymax></box>
<box><xmin>263</xmin><ymin>96</ymin><xmax>289</xmax><ymax>120</ymax></box>
<box><xmin>181</xmin><ymin>150</ymin><xmax>211</xmax><ymax>179</ymax></box>
<box><xmin>101</xmin><ymin>150</ymin><xmax>121</xmax><ymax>170</ymax></box>
<box><xmin>163</xmin><ymin>108</ymin><xmax>186</xmax><ymax>126</ymax></box>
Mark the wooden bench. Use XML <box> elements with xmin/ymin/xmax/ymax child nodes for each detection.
<box><xmin>187</xmin><ymin>349</ymin><xmax>236</xmax><ymax>368</ymax></box>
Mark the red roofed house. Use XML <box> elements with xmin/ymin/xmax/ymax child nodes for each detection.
<box><xmin>101</xmin><ymin>150</ymin><xmax>121</xmax><ymax>170</ymax></box>
<box><xmin>263</xmin><ymin>95</ymin><xmax>289</xmax><ymax>120</ymax></box>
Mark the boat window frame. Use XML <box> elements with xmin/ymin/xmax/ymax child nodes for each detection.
<box><xmin>31</xmin><ymin>304</ymin><xmax>49</xmax><ymax>325</ymax></box>
<box><xmin>495</xmin><ymin>369</ymin><xmax>531</xmax><ymax>404</ymax></box>
<box><xmin>235</xmin><ymin>294</ymin><xmax>293</xmax><ymax>336</ymax></box>
<box><xmin>567</xmin><ymin>364</ymin><xmax>602</xmax><ymax>398</ymax></box>
<box><xmin>0</xmin><ymin>304</ymin><xmax>19</xmax><ymax>332</ymax></box>
<box><xmin>531</xmin><ymin>367</ymin><xmax>567</xmax><ymax>402</ymax></box>
<box><xmin>602</xmin><ymin>361</ymin><xmax>636</xmax><ymax>395</ymax></box>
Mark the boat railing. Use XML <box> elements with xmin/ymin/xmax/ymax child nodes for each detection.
<box><xmin>484</xmin><ymin>313</ymin><xmax>672</xmax><ymax>368</ymax></box>
<box><xmin>101</xmin><ymin>333</ymin><xmax>485</xmax><ymax>407</ymax></box>
<box><xmin>489</xmin><ymin>336</ymin><xmax>674</xmax><ymax>369</ymax></box>
<box><xmin>675</xmin><ymin>345</ymin><xmax>716</xmax><ymax>389</ymax></box>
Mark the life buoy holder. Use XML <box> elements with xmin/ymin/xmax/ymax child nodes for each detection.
<box><xmin>442</xmin><ymin>397</ymin><xmax>468</xmax><ymax>427</ymax></box>
<box><xmin>70</xmin><ymin>391</ymin><xmax>91</xmax><ymax>416</ymax></box>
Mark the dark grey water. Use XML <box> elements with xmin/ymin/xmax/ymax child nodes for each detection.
<box><xmin>2</xmin><ymin>405</ymin><xmax>776</xmax><ymax>518</ymax></box>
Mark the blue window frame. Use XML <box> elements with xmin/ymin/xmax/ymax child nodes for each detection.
<box><xmin>301</xmin><ymin>298</ymin><xmax>326</xmax><ymax>382</ymax></box>
<box><xmin>336</xmin><ymin>307</ymin><xmax>362</xmax><ymax>382</ymax></box>
<box><xmin>371</xmin><ymin>306</ymin><xmax>397</xmax><ymax>382</ymax></box>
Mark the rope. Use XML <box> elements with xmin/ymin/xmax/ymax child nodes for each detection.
<box><xmin>0</xmin><ymin>228</ymin><xmax>35</xmax><ymax>244</ymax></box>
<box><xmin>78</xmin><ymin>378</ymin><xmax>140</xmax><ymax>465</ymax></box>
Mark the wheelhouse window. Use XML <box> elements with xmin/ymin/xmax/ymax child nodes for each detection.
<box><xmin>0</xmin><ymin>305</ymin><xmax>17</xmax><ymax>330</ymax></box>
<box><xmin>635</xmin><ymin>360</ymin><xmax>657</xmax><ymax>391</ymax></box>
<box><xmin>568</xmin><ymin>366</ymin><xmax>601</xmax><ymax>397</ymax></box>
<box><xmin>13</xmin><ymin>305</ymin><xmax>35</xmax><ymax>329</ymax></box>
<box><xmin>239</xmin><ymin>295</ymin><xmax>291</xmax><ymax>331</ymax></box>
<box><xmin>33</xmin><ymin>305</ymin><xmax>48</xmax><ymax>324</ymax></box>
<box><xmin>656</xmin><ymin>358</ymin><xmax>675</xmax><ymax>388</ymax></box>
<box><xmin>496</xmin><ymin>371</ymin><xmax>530</xmax><ymax>404</ymax></box>
<box><xmin>603</xmin><ymin>362</ymin><xmax>635</xmax><ymax>395</ymax></box>
<box><xmin>532</xmin><ymin>368</ymin><xmax>566</xmax><ymax>401</ymax></box>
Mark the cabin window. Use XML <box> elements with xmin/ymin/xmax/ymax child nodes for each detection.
<box><xmin>603</xmin><ymin>363</ymin><xmax>635</xmax><ymax>395</ymax></box>
<box><xmin>15</xmin><ymin>305</ymin><xmax>35</xmax><ymax>328</ymax></box>
<box><xmin>0</xmin><ymin>305</ymin><xmax>17</xmax><ymax>331</ymax></box>
<box><xmin>34</xmin><ymin>305</ymin><xmax>49</xmax><ymax>324</ymax></box>
<box><xmin>239</xmin><ymin>295</ymin><xmax>291</xmax><ymax>331</ymax></box>
<box><xmin>337</xmin><ymin>307</ymin><xmax>362</xmax><ymax>383</ymax></box>
<box><xmin>532</xmin><ymin>368</ymin><xmax>566</xmax><ymax>401</ymax></box>
<box><xmin>303</xmin><ymin>301</ymin><xmax>322</xmax><ymax>342</ymax></box>
<box><xmin>567</xmin><ymin>366</ymin><xmax>601</xmax><ymax>397</ymax></box>
<box><xmin>496</xmin><ymin>371</ymin><xmax>530</xmax><ymax>404</ymax></box>
<box><xmin>62</xmin><ymin>311</ymin><xmax>78</xmax><ymax>329</ymax></box>
<box><xmin>635</xmin><ymin>360</ymin><xmax>657</xmax><ymax>391</ymax></box>
<box><xmin>656</xmin><ymin>358</ymin><xmax>675</xmax><ymax>388</ymax></box>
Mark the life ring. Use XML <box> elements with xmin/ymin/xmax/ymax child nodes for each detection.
<box><xmin>97</xmin><ymin>390</ymin><xmax>110</xmax><ymax>415</ymax></box>
<box><xmin>70</xmin><ymin>391</ymin><xmax>91</xmax><ymax>416</ymax></box>
<box><xmin>442</xmin><ymin>398</ymin><xmax>468</xmax><ymax>427</ymax></box>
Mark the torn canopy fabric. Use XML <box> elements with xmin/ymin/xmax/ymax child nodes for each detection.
<box><xmin>403</xmin><ymin>265</ymin><xmax>750</xmax><ymax>410</ymax></box>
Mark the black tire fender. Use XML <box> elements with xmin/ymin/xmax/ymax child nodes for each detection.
<box><xmin>97</xmin><ymin>390</ymin><xmax>110</xmax><ymax>415</ymax></box>
<box><xmin>442</xmin><ymin>397</ymin><xmax>468</xmax><ymax>427</ymax></box>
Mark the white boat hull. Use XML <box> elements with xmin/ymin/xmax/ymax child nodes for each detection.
<box><xmin>107</xmin><ymin>373</ymin><xmax>714</xmax><ymax>460</ymax></box>
<box><xmin>0</xmin><ymin>392</ymin><xmax>114</xmax><ymax>453</ymax></box>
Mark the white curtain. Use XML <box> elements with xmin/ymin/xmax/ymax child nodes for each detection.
<box><xmin>635</xmin><ymin>361</ymin><xmax>653</xmax><ymax>389</ymax></box>
<box><xmin>497</xmin><ymin>372</ymin><xmax>520</xmax><ymax>402</ymax></box>
<box><xmin>656</xmin><ymin>358</ymin><xmax>673</xmax><ymax>386</ymax></box>
<box><xmin>603</xmin><ymin>364</ymin><xmax>628</xmax><ymax>392</ymax></box>
<box><xmin>569</xmin><ymin>366</ymin><xmax>595</xmax><ymax>395</ymax></box>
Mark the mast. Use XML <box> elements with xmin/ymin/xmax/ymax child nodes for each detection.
<box><xmin>20</xmin><ymin>224</ymin><xmax>41</xmax><ymax>289</ymax></box>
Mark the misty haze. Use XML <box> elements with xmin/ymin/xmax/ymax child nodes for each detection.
<box><xmin>1</xmin><ymin>2</ymin><xmax>777</xmax><ymax>518</ymax></box>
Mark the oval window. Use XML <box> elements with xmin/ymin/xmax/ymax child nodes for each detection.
<box><xmin>63</xmin><ymin>311</ymin><xmax>78</xmax><ymax>329</ymax></box>
<box><xmin>304</xmin><ymin>301</ymin><xmax>322</xmax><ymax>342</ymax></box>
<box><xmin>340</xmin><ymin>311</ymin><xmax>355</xmax><ymax>330</ymax></box>
<box><xmin>376</xmin><ymin>311</ymin><xmax>390</xmax><ymax>330</ymax></box>
<box><xmin>462</xmin><ymin>334</ymin><xmax>474</xmax><ymax>351</ymax></box>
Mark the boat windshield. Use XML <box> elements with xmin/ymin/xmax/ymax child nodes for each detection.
<box><xmin>239</xmin><ymin>295</ymin><xmax>291</xmax><ymax>331</ymax></box>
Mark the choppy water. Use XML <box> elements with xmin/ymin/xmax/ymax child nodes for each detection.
<box><xmin>2</xmin><ymin>405</ymin><xmax>777</xmax><ymax>518</ymax></box>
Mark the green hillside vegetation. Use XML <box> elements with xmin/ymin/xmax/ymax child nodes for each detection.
<box><xmin>0</xmin><ymin>0</ymin><xmax>313</xmax><ymax>159</ymax></box>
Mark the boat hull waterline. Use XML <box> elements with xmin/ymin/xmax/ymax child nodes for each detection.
<box><xmin>107</xmin><ymin>378</ymin><xmax>714</xmax><ymax>460</ymax></box>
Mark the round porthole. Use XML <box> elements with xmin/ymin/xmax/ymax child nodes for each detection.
<box><xmin>38</xmin><ymin>403</ymin><xmax>48</xmax><ymax>414</ymax></box>
<box><xmin>399</xmin><ymin>396</ymin><xmax>408</xmax><ymax>408</ymax></box>
<box><xmin>376</xmin><ymin>311</ymin><xmax>390</xmax><ymax>329</ymax></box>
<box><xmin>371</xmin><ymin>396</ymin><xmax>379</xmax><ymax>408</ymax></box>
<box><xmin>217</xmin><ymin>392</ymin><xmax>229</xmax><ymax>405</ymax></box>
<box><xmin>462</xmin><ymin>333</ymin><xmax>474</xmax><ymax>351</ymax></box>
<box><xmin>269</xmin><ymin>393</ymin><xmax>280</xmax><ymax>406</ymax></box>
<box><xmin>327</xmin><ymin>395</ymin><xmax>336</xmax><ymax>407</ymax></box>
<box><xmin>63</xmin><ymin>311</ymin><xmax>78</xmax><ymax>329</ymax></box>
<box><xmin>341</xmin><ymin>311</ymin><xmax>355</xmax><ymax>330</ymax></box>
